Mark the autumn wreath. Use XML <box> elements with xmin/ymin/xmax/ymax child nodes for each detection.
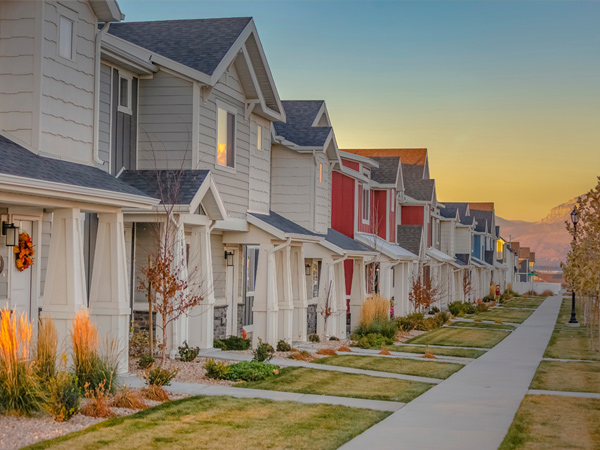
<box><xmin>14</xmin><ymin>232</ymin><xmax>35</xmax><ymax>272</ymax></box>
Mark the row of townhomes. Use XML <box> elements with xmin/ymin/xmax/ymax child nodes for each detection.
<box><xmin>0</xmin><ymin>0</ymin><xmax>536</xmax><ymax>367</ymax></box>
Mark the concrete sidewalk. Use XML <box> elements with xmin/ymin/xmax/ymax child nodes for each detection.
<box><xmin>340</xmin><ymin>295</ymin><xmax>562</xmax><ymax>450</ymax></box>
<box><xmin>121</xmin><ymin>375</ymin><xmax>403</xmax><ymax>412</ymax></box>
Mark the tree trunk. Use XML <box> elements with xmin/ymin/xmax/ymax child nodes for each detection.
<box><xmin>161</xmin><ymin>313</ymin><xmax>167</xmax><ymax>366</ymax></box>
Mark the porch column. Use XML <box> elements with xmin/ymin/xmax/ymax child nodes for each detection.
<box><xmin>169</xmin><ymin>218</ymin><xmax>189</xmax><ymax>358</ymax></box>
<box><xmin>187</xmin><ymin>224</ymin><xmax>215</xmax><ymax>349</ymax></box>
<box><xmin>333</xmin><ymin>261</ymin><xmax>347</xmax><ymax>339</ymax></box>
<box><xmin>393</xmin><ymin>262</ymin><xmax>407</xmax><ymax>317</ymax></box>
<box><xmin>252</xmin><ymin>243</ymin><xmax>278</xmax><ymax>347</ymax></box>
<box><xmin>277</xmin><ymin>246</ymin><xmax>294</xmax><ymax>344</ymax></box>
<box><xmin>89</xmin><ymin>212</ymin><xmax>130</xmax><ymax>372</ymax></box>
<box><xmin>291</xmin><ymin>246</ymin><xmax>307</xmax><ymax>342</ymax></box>
<box><xmin>41</xmin><ymin>208</ymin><xmax>87</xmax><ymax>351</ymax></box>
<box><xmin>349</xmin><ymin>259</ymin><xmax>366</xmax><ymax>331</ymax></box>
<box><xmin>379</xmin><ymin>262</ymin><xmax>394</xmax><ymax>302</ymax></box>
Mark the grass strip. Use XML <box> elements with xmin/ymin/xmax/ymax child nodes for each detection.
<box><xmin>405</xmin><ymin>327</ymin><xmax>510</xmax><ymax>349</ymax></box>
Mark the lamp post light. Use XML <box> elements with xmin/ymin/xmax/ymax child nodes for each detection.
<box><xmin>568</xmin><ymin>206</ymin><xmax>580</xmax><ymax>327</ymax></box>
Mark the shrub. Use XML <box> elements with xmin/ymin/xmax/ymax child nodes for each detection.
<box><xmin>80</xmin><ymin>380</ymin><xmax>114</xmax><ymax>419</ymax></box>
<box><xmin>435</xmin><ymin>312</ymin><xmax>451</xmax><ymax>327</ymax></box>
<box><xmin>276</xmin><ymin>340</ymin><xmax>292</xmax><ymax>352</ymax></box>
<box><xmin>213</xmin><ymin>336</ymin><xmax>251</xmax><ymax>351</ymax></box>
<box><xmin>355</xmin><ymin>317</ymin><xmax>398</xmax><ymax>339</ymax></box>
<box><xmin>0</xmin><ymin>308</ymin><xmax>45</xmax><ymax>417</ymax></box>
<box><xmin>253</xmin><ymin>338</ymin><xmax>275</xmax><ymax>362</ymax></box>
<box><xmin>129</xmin><ymin>326</ymin><xmax>152</xmax><ymax>357</ymax></box>
<box><xmin>145</xmin><ymin>366</ymin><xmax>179</xmax><ymax>386</ymax></box>
<box><xmin>308</xmin><ymin>333</ymin><xmax>320</xmax><ymax>343</ymax></box>
<box><xmin>137</xmin><ymin>354</ymin><xmax>155</xmax><ymax>369</ymax></box>
<box><xmin>316</xmin><ymin>348</ymin><xmax>337</xmax><ymax>356</ymax></box>
<box><xmin>359</xmin><ymin>295</ymin><xmax>390</xmax><ymax>329</ymax></box>
<box><xmin>47</xmin><ymin>371</ymin><xmax>81</xmax><ymax>422</ymax></box>
<box><xmin>142</xmin><ymin>384</ymin><xmax>169</xmax><ymax>402</ymax></box>
<box><xmin>111</xmin><ymin>385</ymin><xmax>147</xmax><ymax>410</ymax></box>
<box><xmin>204</xmin><ymin>358</ymin><xmax>230</xmax><ymax>380</ymax></box>
<box><xmin>289</xmin><ymin>350</ymin><xmax>313</xmax><ymax>361</ymax></box>
<box><xmin>540</xmin><ymin>290</ymin><xmax>555</xmax><ymax>297</ymax></box>
<box><xmin>482</xmin><ymin>295</ymin><xmax>495</xmax><ymax>303</ymax></box>
<box><xmin>35</xmin><ymin>317</ymin><xmax>58</xmax><ymax>381</ymax></box>
<box><xmin>396</xmin><ymin>312</ymin><xmax>425</xmax><ymax>331</ymax></box>
<box><xmin>226</xmin><ymin>361</ymin><xmax>279</xmax><ymax>382</ymax></box>
<box><xmin>448</xmin><ymin>301</ymin><xmax>464</xmax><ymax>316</ymax></box>
<box><xmin>475</xmin><ymin>303</ymin><xmax>489</xmax><ymax>312</ymax></box>
<box><xmin>178</xmin><ymin>341</ymin><xmax>200</xmax><ymax>362</ymax></box>
<box><xmin>355</xmin><ymin>333</ymin><xmax>393</xmax><ymax>349</ymax></box>
<box><xmin>329</xmin><ymin>336</ymin><xmax>340</xmax><ymax>341</ymax></box>
<box><xmin>430</xmin><ymin>306</ymin><xmax>440</xmax><ymax>314</ymax></box>
<box><xmin>462</xmin><ymin>303</ymin><xmax>476</xmax><ymax>314</ymax></box>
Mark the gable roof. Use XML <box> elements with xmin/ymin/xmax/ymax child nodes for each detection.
<box><xmin>470</xmin><ymin>209</ymin><xmax>494</xmax><ymax>233</ymax></box>
<box><xmin>107</xmin><ymin>18</ymin><xmax>252</xmax><ymax>76</ymax></box>
<box><xmin>401</xmin><ymin>163</ymin><xmax>426</xmax><ymax>180</ymax></box>
<box><xmin>119</xmin><ymin>170</ymin><xmax>209</xmax><ymax>205</ymax></box>
<box><xmin>355</xmin><ymin>232</ymin><xmax>418</xmax><ymax>261</ymax></box>
<box><xmin>323</xmin><ymin>229</ymin><xmax>374</xmax><ymax>254</ymax></box>
<box><xmin>396</xmin><ymin>225</ymin><xmax>423</xmax><ymax>256</ymax></box>
<box><xmin>405</xmin><ymin>179</ymin><xmax>435</xmax><ymax>202</ymax></box>
<box><xmin>248</xmin><ymin>211</ymin><xmax>318</xmax><ymax>238</ymax></box>
<box><xmin>273</xmin><ymin>101</ymin><xmax>331</xmax><ymax>147</ymax></box>
<box><xmin>343</xmin><ymin>149</ymin><xmax>427</xmax><ymax>165</ymax></box>
<box><xmin>369</xmin><ymin>157</ymin><xmax>400</xmax><ymax>185</ymax></box>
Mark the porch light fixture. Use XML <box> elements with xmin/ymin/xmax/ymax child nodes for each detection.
<box><xmin>1</xmin><ymin>220</ymin><xmax>18</xmax><ymax>247</ymax></box>
<box><xmin>224</xmin><ymin>251</ymin><xmax>234</xmax><ymax>267</ymax></box>
<box><xmin>305</xmin><ymin>264</ymin><xmax>311</xmax><ymax>276</ymax></box>
<box><xmin>568</xmin><ymin>206</ymin><xmax>579</xmax><ymax>326</ymax></box>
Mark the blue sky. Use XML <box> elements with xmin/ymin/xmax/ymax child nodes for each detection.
<box><xmin>119</xmin><ymin>1</ymin><xmax>600</xmax><ymax>221</ymax></box>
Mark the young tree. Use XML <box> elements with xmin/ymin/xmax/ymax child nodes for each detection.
<box><xmin>462</xmin><ymin>269</ymin><xmax>473</xmax><ymax>303</ymax></box>
<box><xmin>317</xmin><ymin>280</ymin><xmax>334</xmax><ymax>340</ymax></box>
<box><xmin>409</xmin><ymin>263</ymin><xmax>442</xmax><ymax>312</ymax></box>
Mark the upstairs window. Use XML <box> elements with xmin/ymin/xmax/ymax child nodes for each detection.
<box><xmin>58</xmin><ymin>15</ymin><xmax>74</xmax><ymax>60</ymax></box>
<box><xmin>256</xmin><ymin>125</ymin><xmax>262</xmax><ymax>150</ymax></box>
<box><xmin>319</xmin><ymin>163</ymin><xmax>323</xmax><ymax>183</ymax></box>
<box><xmin>217</xmin><ymin>106</ymin><xmax>236</xmax><ymax>168</ymax></box>
<box><xmin>118</xmin><ymin>75</ymin><xmax>132</xmax><ymax>115</ymax></box>
<box><xmin>362</xmin><ymin>183</ymin><xmax>370</xmax><ymax>223</ymax></box>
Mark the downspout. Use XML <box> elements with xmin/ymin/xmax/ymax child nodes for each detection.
<box><xmin>93</xmin><ymin>22</ymin><xmax>111</xmax><ymax>166</ymax></box>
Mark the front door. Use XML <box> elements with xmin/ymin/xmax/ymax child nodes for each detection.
<box><xmin>11</xmin><ymin>220</ymin><xmax>33</xmax><ymax>318</ymax></box>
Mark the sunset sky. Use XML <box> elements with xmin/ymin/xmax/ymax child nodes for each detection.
<box><xmin>120</xmin><ymin>1</ymin><xmax>600</xmax><ymax>222</ymax></box>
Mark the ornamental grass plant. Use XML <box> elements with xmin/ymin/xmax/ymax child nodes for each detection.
<box><xmin>35</xmin><ymin>316</ymin><xmax>58</xmax><ymax>381</ymax></box>
<box><xmin>0</xmin><ymin>307</ymin><xmax>45</xmax><ymax>416</ymax></box>
<box><xmin>359</xmin><ymin>295</ymin><xmax>391</xmax><ymax>329</ymax></box>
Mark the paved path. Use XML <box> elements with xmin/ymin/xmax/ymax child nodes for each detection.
<box><xmin>340</xmin><ymin>295</ymin><xmax>562</xmax><ymax>450</ymax></box>
<box><xmin>198</xmin><ymin>349</ymin><xmax>443</xmax><ymax>384</ymax></box>
<box><xmin>121</xmin><ymin>375</ymin><xmax>403</xmax><ymax>412</ymax></box>
<box><xmin>528</xmin><ymin>389</ymin><xmax>600</xmax><ymax>399</ymax></box>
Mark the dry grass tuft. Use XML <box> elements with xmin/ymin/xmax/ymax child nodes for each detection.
<box><xmin>474</xmin><ymin>318</ymin><xmax>483</xmax><ymax>323</ymax></box>
<box><xmin>422</xmin><ymin>345</ymin><xmax>437</xmax><ymax>359</ymax></box>
<box><xmin>111</xmin><ymin>385</ymin><xmax>147</xmax><ymax>410</ymax></box>
<box><xmin>35</xmin><ymin>316</ymin><xmax>58</xmax><ymax>380</ymax></box>
<box><xmin>289</xmin><ymin>350</ymin><xmax>314</xmax><ymax>361</ymax></box>
<box><xmin>80</xmin><ymin>380</ymin><xmax>114</xmax><ymax>418</ymax></box>
<box><xmin>359</xmin><ymin>295</ymin><xmax>390</xmax><ymax>328</ymax></box>
<box><xmin>71</xmin><ymin>310</ymin><xmax>99</xmax><ymax>378</ymax></box>
<box><xmin>316</xmin><ymin>348</ymin><xmax>337</xmax><ymax>356</ymax></box>
<box><xmin>494</xmin><ymin>319</ymin><xmax>504</xmax><ymax>324</ymax></box>
<box><xmin>142</xmin><ymin>384</ymin><xmax>169</xmax><ymax>402</ymax></box>
<box><xmin>337</xmin><ymin>345</ymin><xmax>352</xmax><ymax>353</ymax></box>
<box><xmin>379</xmin><ymin>346</ymin><xmax>392</xmax><ymax>356</ymax></box>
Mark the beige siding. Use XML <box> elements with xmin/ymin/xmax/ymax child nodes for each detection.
<box><xmin>40</xmin><ymin>0</ymin><xmax>96</xmax><ymax>163</ymax></box>
<box><xmin>39</xmin><ymin>212</ymin><xmax>52</xmax><ymax>296</ymax></box>
<box><xmin>0</xmin><ymin>1</ymin><xmax>37</xmax><ymax>144</ymax></box>
<box><xmin>138</xmin><ymin>70</ymin><xmax>193</xmax><ymax>170</ymax></box>
<box><xmin>440</xmin><ymin>221</ymin><xmax>455</xmax><ymax>257</ymax></box>
<box><xmin>96</xmin><ymin>62</ymin><xmax>111</xmax><ymax>170</ymax></box>
<box><xmin>248</xmin><ymin>115</ymin><xmax>271</xmax><ymax>213</ymax></box>
<box><xmin>455</xmin><ymin>227</ymin><xmax>471</xmax><ymax>254</ymax></box>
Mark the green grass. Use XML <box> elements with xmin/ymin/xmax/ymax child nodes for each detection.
<box><xmin>313</xmin><ymin>355</ymin><xmax>464</xmax><ymax>379</ymax></box>
<box><xmin>405</xmin><ymin>327</ymin><xmax>510</xmax><ymax>349</ymax></box>
<box><xmin>448</xmin><ymin>321</ymin><xmax>516</xmax><ymax>331</ymax></box>
<box><xmin>499</xmin><ymin>395</ymin><xmax>600</xmax><ymax>450</ymax></box>
<box><xmin>531</xmin><ymin>360</ymin><xmax>600</xmax><ymax>393</ymax></box>
<box><xmin>502</xmin><ymin>297</ymin><xmax>545</xmax><ymax>309</ymax></box>
<box><xmin>382</xmin><ymin>345</ymin><xmax>487</xmax><ymax>359</ymax></box>
<box><xmin>237</xmin><ymin>367</ymin><xmax>433</xmax><ymax>403</ymax></box>
<box><xmin>468</xmin><ymin>308</ymin><xmax>534</xmax><ymax>324</ymax></box>
<box><xmin>544</xmin><ymin>299</ymin><xmax>600</xmax><ymax>361</ymax></box>
<box><xmin>23</xmin><ymin>396</ymin><xmax>389</xmax><ymax>450</ymax></box>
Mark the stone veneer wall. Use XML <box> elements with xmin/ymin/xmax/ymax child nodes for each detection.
<box><xmin>307</xmin><ymin>304</ymin><xmax>317</xmax><ymax>335</ymax></box>
<box><xmin>213</xmin><ymin>305</ymin><xmax>228</xmax><ymax>339</ymax></box>
<box><xmin>132</xmin><ymin>310</ymin><xmax>156</xmax><ymax>335</ymax></box>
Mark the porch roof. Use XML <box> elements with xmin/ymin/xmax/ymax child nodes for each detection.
<box><xmin>396</xmin><ymin>225</ymin><xmax>423</xmax><ymax>257</ymax></box>
<box><xmin>426</xmin><ymin>247</ymin><xmax>455</xmax><ymax>263</ymax></box>
<box><xmin>455</xmin><ymin>254</ymin><xmax>470</xmax><ymax>266</ymax></box>
<box><xmin>322</xmin><ymin>229</ymin><xmax>376</xmax><ymax>256</ymax></box>
<box><xmin>355</xmin><ymin>232</ymin><xmax>418</xmax><ymax>261</ymax></box>
<box><xmin>471</xmin><ymin>256</ymin><xmax>493</xmax><ymax>269</ymax></box>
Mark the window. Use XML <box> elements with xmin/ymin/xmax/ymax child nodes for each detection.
<box><xmin>118</xmin><ymin>75</ymin><xmax>132</xmax><ymax>115</ymax></box>
<box><xmin>217</xmin><ymin>107</ymin><xmax>235</xmax><ymax>168</ymax></box>
<box><xmin>319</xmin><ymin>163</ymin><xmax>323</xmax><ymax>183</ymax></box>
<box><xmin>362</xmin><ymin>183</ymin><xmax>370</xmax><ymax>222</ymax></box>
<box><xmin>256</xmin><ymin>125</ymin><xmax>262</xmax><ymax>150</ymax></box>
<box><xmin>245</xmin><ymin>246</ymin><xmax>259</xmax><ymax>295</ymax></box>
<box><xmin>58</xmin><ymin>15</ymin><xmax>74</xmax><ymax>60</ymax></box>
<box><xmin>391</xmin><ymin>190</ymin><xmax>395</xmax><ymax>212</ymax></box>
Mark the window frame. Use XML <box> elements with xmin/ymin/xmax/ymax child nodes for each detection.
<box><xmin>117</xmin><ymin>72</ymin><xmax>133</xmax><ymax>115</ymax></box>
<box><xmin>319</xmin><ymin>163</ymin><xmax>323</xmax><ymax>183</ymax></box>
<box><xmin>362</xmin><ymin>182</ymin><xmax>370</xmax><ymax>224</ymax></box>
<box><xmin>215</xmin><ymin>101</ymin><xmax>237</xmax><ymax>173</ymax></box>
<box><xmin>57</xmin><ymin>14</ymin><xmax>75</xmax><ymax>62</ymax></box>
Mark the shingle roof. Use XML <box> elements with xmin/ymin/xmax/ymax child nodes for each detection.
<box><xmin>0</xmin><ymin>135</ymin><xmax>151</xmax><ymax>198</ymax></box>
<box><xmin>470</xmin><ymin>209</ymin><xmax>493</xmax><ymax>233</ymax></box>
<box><xmin>440</xmin><ymin>202</ymin><xmax>468</xmax><ymax>219</ymax></box>
<box><xmin>369</xmin><ymin>157</ymin><xmax>399</xmax><ymax>185</ymax></box>
<box><xmin>396</xmin><ymin>225</ymin><xmax>422</xmax><ymax>256</ymax></box>
<box><xmin>118</xmin><ymin>170</ymin><xmax>209</xmax><ymax>205</ymax></box>
<box><xmin>273</xmin><ymin>101</ymin><xmax>331</xmax><ymax>147</ymax></box>
<box><xmin>401</xmin><ymin>163</ymin><xmax>426</xmax><ymax>180</ymax></box>
<box><xmin>343</xmin><ymin>149</ymin><xmax>427</xmax><ymax>165</ymax></box>
<box><xmin>455</xmin><ymin>254</ymin><xmax>470</xmax><ymax>266</ymax></box>
<box><xmin>459</xmin><ymin>215</ymin><xmax>475</xmax><ymax>226</ymax></box>
<box><xmin>249</xmin><ymin>211</ymin><xmax>317</xmax><ymax>237</ymax></box>
<box><xmin>405</xmin><ymin>179</ymin><xmax>435</xmax><ymax>201</ymax></box>
<box><xmin>323</xmin><ymin>229</ymin><xmax>373</xmax><ymax>253</ymax></box>
<box><xmin>107</xmin><ymin>18</ymin><xmax>252</xmax><ymax>76</ymax></box>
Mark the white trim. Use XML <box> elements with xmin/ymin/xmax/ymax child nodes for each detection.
<box><xmin>338</xmin><ymin>151</ymin><xmax>379</xmax><ymax>168</ymax></box>
<box><xmin>117</xmin><ymin>71</ymin><xmax>133</xmax><ymax>115</ymax></box>
<box><xmin>57</xmin><ymin>12</ymin><xmax>76</xmax><ymax>62</ymax></box>
<box><xmin>361</xmin><ymin>182</ymin><xmax>370</xmax><ymax>225</ymax></box>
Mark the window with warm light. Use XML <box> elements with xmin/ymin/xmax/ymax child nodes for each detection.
<box><xmin>217</xmin><ymin>107</ymin><xmax>235</xmax><ymax>168</ymax></box>
<box><xmin>319</xmin><ymin>163</ymin><xmax>323</xmax><ymax>183</ymax></box>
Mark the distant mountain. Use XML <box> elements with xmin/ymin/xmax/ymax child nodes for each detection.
<box><xmin>497</xmin><ymin>196</ymin><xmax>580</xmax><ymax>270</ymax></box>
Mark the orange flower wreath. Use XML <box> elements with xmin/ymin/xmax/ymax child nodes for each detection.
<box><xmin>14</xmin><ymin>232</ymin><xmax>35</xmax><ymax>272</ymax></box>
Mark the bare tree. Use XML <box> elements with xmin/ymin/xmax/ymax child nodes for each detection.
<box><xmin>462</xmin><ymin>269</ymin><xmax>473</xmax><ymax>303</ymax></box>
<box><xmin>409</xmin><ymin>263</ymin><xmax>442</xmax><ymax>312</ymax></box>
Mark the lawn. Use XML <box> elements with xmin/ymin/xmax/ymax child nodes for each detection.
<box><xmin>469</xmin><ymin>308</ymin><xmax>534</xmax><ymax>324</ymax></box>
<box><xmin>313</xmin><ymin>355</ymin><xmax>464</xmax><ymax>379</ymax></box>
<box><xmin>237</xmin><ymin>367</ymin><xmax>433</xmax><ymax>403</ymax></box>
<box><xmin>531</xmin><ymin>360</ymin><xmax>600</xmax><ymax>393</ymax></box>
<box><xmin>449</xmin><ymin>321</ymin><xmax>516</xmax><ymax>331</ymax></box>
<box><xmin>544</xmin><ymin>299</ymin><xmax>600</xmax><ymax>361</ymax></box>
<box><xmin>383</xmin><ymin>345</ymin><xmax>487</xmax><ymax>359</ymax></box>
<box><xmin>499</xmin><ymin>395</ymin><xmax>600</xmax><ymax>450</ymax></box>
<box><xmin>405</xmin><ymin>327</ymin><xmax>510</xmax><ymax>349</ymax></box>
<box><xmin>502</xmin><ymin>297</ymin><xmax>545</xmax><ymax>309</ymax></box>
<box><xmin>23</xmin><ymin>396</ymin><xmax>389</xmax><ymax>450</ymax></box>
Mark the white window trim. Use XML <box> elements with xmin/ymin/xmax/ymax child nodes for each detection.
<box><xmin>215</xmin><ymin>100</ymin><xmax>237</xmax><ymax>173</ymax></box>
<box><xmin>118</xmin><ymin>72</ymin><xmax>133</xmax><ymax>115</ymax></box>
<box><xmin>56</xmin><ymin>5</ymin><xmax>78</xmax><ymax>64</ymax></box>
<box><xmin>362</xmin><ymin>183</ymin><xmax>370</xmax><ymax>225</ymax></box>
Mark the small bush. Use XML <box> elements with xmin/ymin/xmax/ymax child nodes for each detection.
<box><xmin>316</xmin><ymin>348</ymin><xmax>337</xmax><ymax>356</ymax></box>
<box><xmin>226</xmin><ymin>361</ymin><xmax>280</xmax><ymax>382</ymax></box>
<box><xmin>475</xmin><ymin>303</ymin><xmax>489</xmax><ymax>312</ymax></box>
<box><xmin>380</xmin><ymin>346</ymin><xmax>391</xmax><ymax>355</ymax></box>
<box><xmin>142</xmin><ymin>384</ymin><xmax>169</xmax><ymax>402</ymax></box>
<box><xmin>482</xmin><ymin>295</ymin><xmax>495</xmax><ymax>303</ymax></box>
<box><xmin>129</xmin><ymin>326</ymin><xmax>152</xmax><ymax>357</ymax></box>
<box><xmin>276</xmin><ymin>340</ymin><xmax>292</xmax><ymax>352</ymax></box>
<box><xmin>178</xmin><ymin>341</ymin><xmax>200</xmax><ymax>362</ymax></box>
<box><xmin>355</xmin><ymin>333</ymin><xmax>393</xmax><ymax>349</ymax></box>
<box><xmin>540</xmin><ymin>290</ymin><xmax>555</xmax><ymax>297</ymax></box>
<box><xmin>329</xmin><ymin>336</ymin><xmax>340</xmax><ymax>341</ymax></box>
<box><xmin>253</xmin><ymin>338</ymin><xmax>275</xmax><ymax>362</ymax></box>
<box><xmin>80</xmin><ymin>380</ymin><xmax>114</xmax><ymax>419</ymax></box>
<box><xmin>448</xmin><ymin>301</ymin><xmax>464</xmax><ymax>316</ymax></box>
<box><xmin>213</xmin><ymin>336</ymin><xmax>251</xmax><ymax>351</ymax></box>
<box><xmin>137</xmin><ymin>354</ymin><xmax>155</xmax><ymax>369</ymax></box>
<box><xmin>308</xmin><ymin>333</ymin><xmax>320</xmax><ymax>343</ymax></box>
<box><xmin>396</xmin><ymin>312</ymin><xmax>425</xmax><ymax>331</ymax></box>
<box><xmin>111</xmin><ymin>385</ymin><xmax>147</xmax><ymax>410</ymax></box>
<box><xmin>429</xmin><ymin>306</ymin><xmax>440</xmax><ymax>314</ymax></box>
<box><xmin>359</xmin><ymin>295</ymin><xmax>391</xmax><ymax>329</ymax></box>
<box><xmin>462</xmin><ymin>303</ymin><xmax>476</xmax><ymax>314</ymax></box>
<box><xmin>289</xmin><ymin>350</ymin><xmax>313</xmax><ymax>361</ymax></box>
<box><xmin>145</xmin><ymin>366</ymin><xmax>179</xmax><ymax>386</ymax></box>
<box><xmin>204</xmin><ymin>358</ymin><xmax>230</xmax><ymax>380</ymax></box>
<box><xmin>47</xmin><ymin>372</ymin><xmax>81</xmax><ymax>422</ymax></box>
<box><xmin>435</xmin><ymin>312</ymin><xmax>451</xmax><ymax>327</ymax></box>
<box><xmin>494</xmin><ymin>319</ymin><xmax>504</xmax><ymax>324</ymax></box>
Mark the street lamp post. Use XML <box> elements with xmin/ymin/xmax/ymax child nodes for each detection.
<box><xmin>568</xmin><ymin>206</ymin><xmax>580</xmax><ymax>326</ymax></box>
